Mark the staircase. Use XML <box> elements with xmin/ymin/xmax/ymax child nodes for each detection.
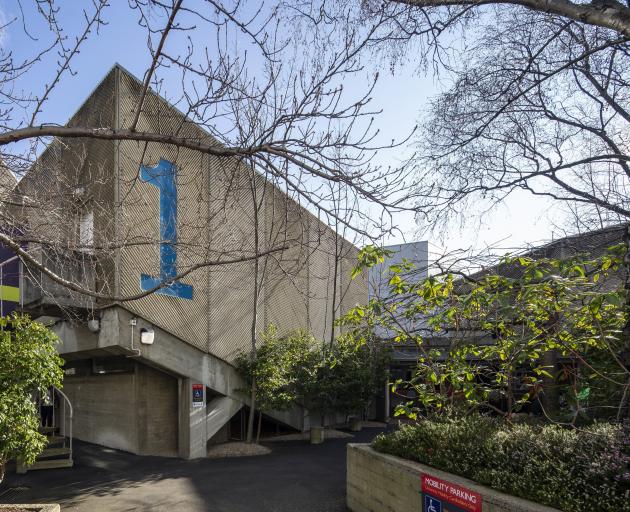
<box><xmin>17</xmin><ymin>387</ymin><xmax>74</xmax><ymax>473</ymax></box>
<box><xmin>206</xmin><ymin>396</ymin><xmax>243</xmax><ymax>442</ymax></box>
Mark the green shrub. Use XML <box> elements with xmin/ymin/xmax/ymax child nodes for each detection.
<box><xmin>0</xmin><ymin>314</ymin><xmax>64</xmax><ymax>482</ymax></box>
<box><xmin>372</xmin><ymin>415</ymin><xmax>629</xmax><ymax>512</ymax></box>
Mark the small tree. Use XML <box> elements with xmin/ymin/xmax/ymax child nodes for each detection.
<box><xmin>237</xmin><ymin>326</ymin><xmax>388</xmax><ymax>433</ymax></box>
<box><xmin>295</xmin><ymin>335</ymin><xmax>388</xmax><ymax>426</ymax></box>
<box><xmin>293</xmin><ymin>348</ymin><xmax>337</xmax><ymax>427</ymax></box>
<box><xmin>346</xmin><ymin>245</ymin><xmax>629</xmax><ymax>424</ymax></box>
<box><xmin>0</xmin><ymin>314</ymin><xmax>64</xmax><ymax>482</ymax></box>
<box><xmin>235</xmin><ymin>326</ymin><xmax>313</xmax><ymax>442</ymax></box>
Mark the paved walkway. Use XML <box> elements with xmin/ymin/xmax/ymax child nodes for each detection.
<box><xmin>1</xmin><ymin>427</ymin><xmax>384</xmax><ymax>512</ymax></box>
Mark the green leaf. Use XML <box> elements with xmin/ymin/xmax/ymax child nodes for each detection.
<box><xmin>576</xmin><ymin>387</ymin><xmax>590</xmax><ymax>401</ymax></box>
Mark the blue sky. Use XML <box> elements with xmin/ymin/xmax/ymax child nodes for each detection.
<box><xmin>1</xmin><ymin>0</ymin><xmax>561</xmax><ymax>254</ymax></box>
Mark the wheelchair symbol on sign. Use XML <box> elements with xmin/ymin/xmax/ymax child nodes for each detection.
<box><xmin>424</xmin><ymin>496</ymin><xmax>442</xmax><ymax>512</ymax></box>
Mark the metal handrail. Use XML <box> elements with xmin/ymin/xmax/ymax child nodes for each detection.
<box><xmin>53</xmin><ymin>386</ymin><xmax>73</xmax><ymax>456</ymax></box>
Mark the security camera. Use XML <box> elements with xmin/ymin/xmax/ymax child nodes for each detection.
<box><xmin>140</xmin><ymin>328</ymin><xmax>155</xmax><ymax>345</ymax></box>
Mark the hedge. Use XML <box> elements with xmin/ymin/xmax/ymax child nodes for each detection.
<box><xmin>372</xmin><ymin>416</ymin><xmax>629</xmax><ymax>512</ymax></box>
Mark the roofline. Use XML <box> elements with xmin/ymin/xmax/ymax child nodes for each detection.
<box><xmin>26</xmin><ymin>64</ymin><xmax>363</xmax><ymax>252</ymax></box>
<box><xmin>519</xmin><ymin>222</ymin><xmax>627</xmax><ymax>257</ymax></box>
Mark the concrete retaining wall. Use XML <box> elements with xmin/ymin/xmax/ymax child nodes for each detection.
<box><xmin>0</xmin><ymin>506</ymin><xmax>59</xmax><ymax>512</ymax></box>
<box><xmin>347</xmin><ymin>444</ymin><xmax>560</xmax><ymax>512</ymax></box>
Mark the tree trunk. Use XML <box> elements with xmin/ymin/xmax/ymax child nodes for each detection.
<box><xmin>246</xmin><ymin>253</ymin><xmax>259</xmax><ymax>443</ymax></box>
<box><xmin>0</xmin><ymin>460</ymin><xmax>5</xmax><ymax>485</ymax></box>
<box><xmin>256</xmin><ymin>410</ymin><xmax>263</xmax><ymax>444</ymax></box>
<box><xmin>329</xmin><ymin>233</ymin><xmax>339</xmax><ymax>348</ymax></box>
<box><xmin>246</xmin><ymin>381</ymin><xmax>257</xmax><ymax>444</ymax></box>
<box><xmin>541</xmin><ymin>349</ymin><xmax>560</xmax><ymax>418</ymax></box>
<box><xmin>246</xmin><ymin>165</ymin><xmax>262</xmax><ymax>443</ymax></box>
<box><xmin>621</xmin><ymin>226</ymin><xmax>630</xmax><ymax>420</ymax></box>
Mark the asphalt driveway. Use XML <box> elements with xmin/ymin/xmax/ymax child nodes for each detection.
<box><xmin>1</xmin><ymin>427</ymin><xmax>384</xmax><ymax>512</ymax></box>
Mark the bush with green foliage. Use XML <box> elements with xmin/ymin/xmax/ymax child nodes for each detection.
<box><xmin>344</xmin><ymin>245</ymin><xmax>629</xmax><ymax>422</ymax></box>
<box><xmin>347</xmin><ymin>246</ymin><xmax>630</xmax><ymax>510</ymax></box>
<box><xmin>235</xmin><ymin>326</ymin><xmax>314</xmax><ymax>413</ymax></box>
<box><xmin>373</xmin><ymin>415</ymin><xmax>629</xmax><ymax>512</ymax></box>
<box><xmin>294</xmin><ymin>334</ymin><xmax>388</xmax><ymax>423</ymax></box>
<box><xmin>236</xmin><ymin>327</ymin><xmax>387</xmax><ymax>428</ymax></box>
<box><xmin>0</xmin><ymin>314</ymin><xmax>64</xmax><ymax>482</ymax></box>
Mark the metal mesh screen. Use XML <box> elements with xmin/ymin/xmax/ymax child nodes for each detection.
<box><xmin>117</xmin><ymin>69</ymin><xmax>210</xmax><ymax>352</ymax></box>
<box><xmin>14</xmin><ymin>69</ymin><xmax>117</xmax><ymax>308</ymax></box>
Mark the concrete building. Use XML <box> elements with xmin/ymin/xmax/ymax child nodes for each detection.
<box><xmin>367</xmin><ymin>241</ymin><xmax>429</xmax><ymax>418</ymax></box>
<box><xmin>0</xmin><ymin>163</ymin><xmax>19</xmax><ymax>317</ymax></box>
<box><xmin>368</xmin><ymin>241</ymin><xmax>429</xmax><ymax>301</ymax></box>
<box><xmin>6</xmin><ymin>65</ymin><xmax>366</xmax><ymax>461</ymax></box>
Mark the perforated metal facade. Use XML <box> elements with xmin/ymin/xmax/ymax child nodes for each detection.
<box><xmin>14</xmin><ymin>70</ymin><xmax>118</xmax><ymax>303</ymax></box>
<box><xmin>21</xmin><ymin>65</ymin><xmax>368</xmax><ymax>363</ymax></box>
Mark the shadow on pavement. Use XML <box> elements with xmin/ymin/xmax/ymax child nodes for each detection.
<box><xmin>2</xmin><ymin>427</ymin><xmax>384</xmax><ymax>512</ymax></box>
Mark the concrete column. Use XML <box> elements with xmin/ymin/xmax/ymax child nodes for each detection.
<box><xmin>178</xmin><ymin>378</ymin><xmax>208</xmax><ymax>459</ymax></box>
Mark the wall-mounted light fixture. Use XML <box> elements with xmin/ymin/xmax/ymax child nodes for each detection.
<box><xmin>140</xmin><ymin>328</ymin><xmax>155</xmax><ymax>345</ymax></box>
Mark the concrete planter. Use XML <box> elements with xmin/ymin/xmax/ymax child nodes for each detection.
<box><xmin>347</xmin><ymin>444</ymin><xmax>561</xmax><ymax>512</ymax></box>
<box><xmin>310</xmin><ymin>426</ymin><xmax>325</xmax><ymax>444</ymax></box>
<box><xmin>0</xmin><ymin>505</ymin><xmax>60</xmax><ymax>512</ymax></box>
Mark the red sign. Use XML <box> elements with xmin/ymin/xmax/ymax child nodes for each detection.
<box><xmin>421</xmin><ymin>474</ymin><xmax>482</xmax><ymax>512</ymax></box>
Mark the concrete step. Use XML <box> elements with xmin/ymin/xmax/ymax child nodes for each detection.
<box><xmin>39</xmin><ymin>426</ymin><xmax>58</xmax><ymax>434</ymax></box>
<box><xmin>46</xmin><ymin>435</ymin><xmax>66</xmax><ymax>445</ymax></box>
<box><xmin>206</xmin><ymin>396</ymin><xmax>243</xmax><ymax>441</ymax></box>
<box><xmin>37</xmin><ymin>447</ymin><xmax>71</xmax><ymax>459</ymax></box>
<box><xmin>25</xmin><ymin>458</ymin><xmax>74</xmax><ymax>471</ymax></box>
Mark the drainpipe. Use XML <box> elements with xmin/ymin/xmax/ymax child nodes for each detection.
<box><xmin>127</xmin><ymin>317</ymin><xmax>141</xmax><ymax>357</ymax></box>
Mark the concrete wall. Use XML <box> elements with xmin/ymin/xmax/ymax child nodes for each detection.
<box><xmin>62</xmin><ymin>361</ymin><xmax>178</xmax><ymax>456</ymax></box>
<box><xmin>347</xmin><ymin>444</ymin><xmax>560</xmax><ymax>512</ymax></box>
<box><xmin>368</xmin><ymin>241</ymin><xmax>429</xmax><ymax>344</ymax></box>
<box><xmin>136</xmin><ymin>364</ymin><xmax>178</xmax><ymax>456</ymax></box>
<box><xmin>368</xmin><ymin>241</ymin><xmax>429</xmax><ymax>301</ymax></box>
<box><xmin>63</xmin><ymin>371</ymin><xmax>138</xmax><ymax>454</ymax></box>
<box><xmin>12</xmin><ymin>68</ymin><xmax>117</xmax><ymax>302</ymax></box>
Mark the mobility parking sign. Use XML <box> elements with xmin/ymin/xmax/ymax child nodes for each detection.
<box><xmin>192</xmin><ymin>383</ymin><xmax>204</xmax><ymax>408</ymax></box>
<box><xmin>421</xmin><ymin>474</ymin><xmax>482</xmax><ymax>512</ymax></box>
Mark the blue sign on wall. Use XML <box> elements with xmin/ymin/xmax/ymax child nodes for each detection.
<box><xmin>424</xmin><ymin>495</ymin><xmax>442</xmax><ymax>512</ymax></box>
<box><xmin>139</xmin><ymin>159</ymin><xmax>193</xmax><ymax>300</ymax></box>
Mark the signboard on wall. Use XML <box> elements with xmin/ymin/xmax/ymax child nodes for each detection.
<box><xmin>422</xmin><ymin>474</ymin><xmax>482</xmax><ymax>512</ymax></box>
<box><xmin>192</xmin><ymin>383</ymin><xmax>204</xmax><ymax>408</ymax></box>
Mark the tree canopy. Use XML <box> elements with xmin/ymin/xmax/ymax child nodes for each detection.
<box><xmin>0</xmin><ymin>314</ymin><xmax>64</xmax><ymax>482</ymax></box>
<box><xmin>345</xmin><ymin>244</ymin><xmax>629</xmax><ymax>423</ymax></box>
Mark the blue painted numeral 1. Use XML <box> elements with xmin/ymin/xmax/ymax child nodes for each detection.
<box><xmin>139</xmin><ymin>158</ymin><xmax>193</xmax><ymax>300</ymax></box>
